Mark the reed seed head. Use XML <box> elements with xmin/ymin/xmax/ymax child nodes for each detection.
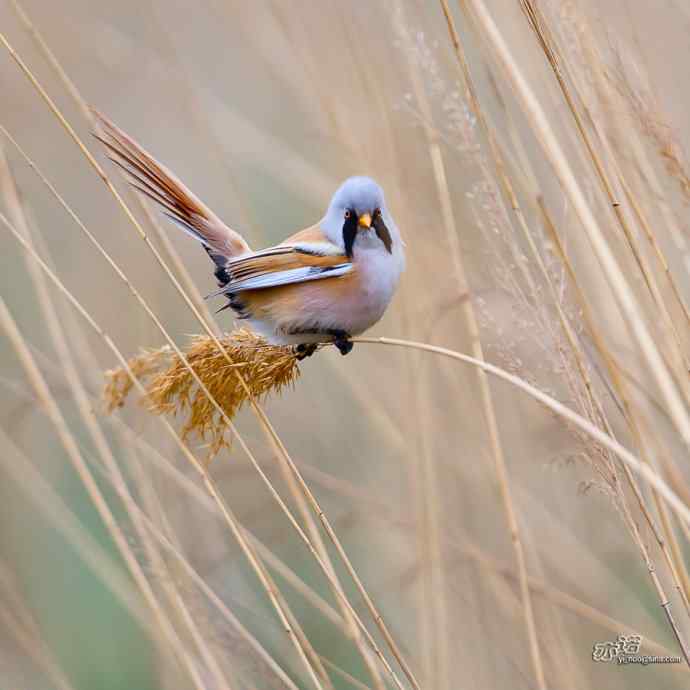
<box><xmin>103</xmin><ymin>329</ymin><xmax>300</xmax><ymax>457</ymax></box>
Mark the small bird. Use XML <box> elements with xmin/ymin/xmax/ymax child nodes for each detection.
<box><xmin>94</xmin><ymin>113</ymin><xmax>405</xmax><ymax>358</ymax></box>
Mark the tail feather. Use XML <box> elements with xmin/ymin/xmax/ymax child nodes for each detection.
<box><xmin>103</xmin><ymin>152</ymin><xmax>182</xmax><ymax>219</ymax></box>
<box><xmin>92</xmin><ymin>109</ymin><xmax>251</xmax><ymax>265</ymax></box>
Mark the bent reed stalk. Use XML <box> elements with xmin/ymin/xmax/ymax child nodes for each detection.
<box><xmin>101</xmin><ymin>329</ymin><xmax>690</xmax><ymax>535</ymax></box>
<box><xmin>353</xmin><ymin>336</ymin><xmax>690</xmax><ymax>531</ymax></box>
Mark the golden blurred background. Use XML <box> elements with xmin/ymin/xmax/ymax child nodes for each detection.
<box><xmin>2</xmin><ymin>1</ymin><xmax>690</xmax><ymax>688</ymax></box>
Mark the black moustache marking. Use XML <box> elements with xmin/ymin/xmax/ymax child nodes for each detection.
<box><xmin>373</xmin><ymin>215</ymin><xmax>393</xmax><ymax>254</ymax></box>
<box><xmin>342</xmin><ymin>210</ymin><xmax>358</xmax><ymax>258</ymax></box>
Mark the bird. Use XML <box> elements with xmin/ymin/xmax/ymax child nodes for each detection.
<box><xmin>93</xmin><ymin>112</ymin><xmax>405</xmax><ymax>359</ymax></box>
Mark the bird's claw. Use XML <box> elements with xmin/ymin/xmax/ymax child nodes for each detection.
<box><xmin>293</xmin><ymin>332</ymin><xmax>353</xmax><ymax>359</ymax></box>
<box><xmin>295</xmin><ymin>343</ymin><xmax>318</xmax><ymax>360</ymax></box>
<box><xmin>333</xmin><ymin>333</ymin><xmax>353</xmax><ymax>356</ymax></box>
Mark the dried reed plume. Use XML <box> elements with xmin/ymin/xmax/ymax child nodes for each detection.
<box><xmin>104</xmin><ymin>329</ymin><xmax>300</xmax><ymax>456</ymax></box>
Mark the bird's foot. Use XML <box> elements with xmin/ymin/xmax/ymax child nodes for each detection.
<box><xmin>294</xmin><ymin>343</ymin><xmax>318</xmax><ymax>361</ymax></box>
<box><xmin>291</xmin><ymin>330</ymin><xmax>353</xmax><ymax>358</ymax></box>
<box><xmin>331</xmin><ymin>331</ymin><xmax>353</xmax><ymax>356</ymax></box>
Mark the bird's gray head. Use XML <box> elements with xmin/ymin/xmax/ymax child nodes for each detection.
<box><xmin>321</xmin><ymin>176</ymin><xmax>395</xmax><ymax>257</ymax></box>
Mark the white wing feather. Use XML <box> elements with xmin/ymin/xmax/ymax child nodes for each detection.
<box><xmin>226</xmin><ymin>263</ymin><xmax>352</xmax><ymax>292</ymax></box>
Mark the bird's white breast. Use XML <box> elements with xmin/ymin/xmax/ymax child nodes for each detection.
<box><xmin>346</xmin><ymin>236</ymin><xmax>405</xmax><ymax>333</ymax></box>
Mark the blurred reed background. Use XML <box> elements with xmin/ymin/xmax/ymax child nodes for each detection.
<box><xmin>2</xmin><ymin>0</ymin><xmax>690</xmax><ymax>688</ymax></box>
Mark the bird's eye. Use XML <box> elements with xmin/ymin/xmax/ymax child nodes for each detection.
<box><xmin>373</xmin><ymin>208</ymin><xmax>381</xmax><ymax>218</ymax></box>
<box><xmin>344</xmin><ymin>210</ymin><xmax>352</xmax><ymax>219</ymax></box>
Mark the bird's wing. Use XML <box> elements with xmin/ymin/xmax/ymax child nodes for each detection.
<box><xmin>92</xmin><ymin>110</ymin><xmax>251</xmax><ymax>265</ymax></box>
<box><xmin>212</xmin><ymin>240</ymin><xmax>352</xmax><ymax>294</ymax></box>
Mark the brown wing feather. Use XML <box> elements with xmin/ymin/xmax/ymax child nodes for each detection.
<box><xmin>222</xmin><ymin>224</ymin><xmax>346</xmax><ymax>287</ymax></box>
<box><xmin>228</xmin><ymin>249</ymin><xmax>346</xmax><ymax>280</ymax></box>
<box><xmin>92</xmin><ymin>110</ymin><xmax>250</xmax><ymax>259</ymax></box>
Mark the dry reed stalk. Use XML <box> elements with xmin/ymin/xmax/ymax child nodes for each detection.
<box><xmin>120</xmin><ymin>454</ymin><xmax>392</xmax><ymax>690</ymax></box>
<box><xmin>297</xmin><ymin>459</ymin><xmax>688</xmax><ymax>667</ymax></box>
<box><xmin>95</xmin><ymin>422</ymin><xmax>303</xmax><ymax>687</ymax></box>
<box><xmin>622</xmin><ymin>117</ymin><xmax>690</xmax><ymax>291</ymax></box>
<box><xmin>616</xmin><ymin>168</ymin><xmax>690</xmax><ymax>326</ymax></box>
<box><xmin>112</xmin><ymin>407</ymin><xmax>419</xmax><ymax>690</ymax></box>
<box><xmin>484</xmin><ymin>31</ymin><xmax>690</xmax><ymax>628</ymax></box>
<box><xmin>105</xmin><ymin>334</ymin><xmax>385</xmax><ymax>688</ymax></box>
<box><xmin>484</xmin><ymin>91</ymin><xmax>614</xmax><ymax>690</ymax></box>
<box><xmin>136</xmin><ymin>195</ymin><xmax>217</xmax><ymax>329</ymax></box>
<box><xmin>0</xmin><ymin>150</ymin><xmax>244</xmax><ymax>689</ymax></box>
<box><xmin>519</xmin><ymin>0</ymin><xmax>690</xmax><ymax>397</ymax></box>
<box><xmin>0</xmin><ymin>27</ymin><xmax>409</xmax><ymax>684</ymax></box>
<box><xmin>0</xmin><ymin>213</ymin><xmax>333</xmax><ymax>690</ymax></box>
<box><xmin>108</xmin><ymin>415</ymin><xmax>347</xmax><ymax>635</ymax></box>
<box><xmin>9</xmin><ymin>0</ymin><xmax>223</xmax><ymax>333</ymax></box>
<box><xmin>9</xmin><ymin>6</ymin><xmax>210</xmax><ymax>332</ymax></box>
<box><xmin>629</xmin><ymin>414</ymin><xmax>690</xmax><ymax>615</ymax></box>
<box><xmin>88</xmin><ymin>430</ymin><xmax>346</xmax><ymax>690</ymax></box>
<box><xmin>0</xmin><ymin>144</ymin><xmax>288</xmax><ymax>690</ymax></box>
<box><xmin>437</xmin><ymin>4</ymin><xmax>547</xmax><ymax>687</ymax></box>
<box><xmin>319</xmin><ymin>656</ymin><xmax>373</xmax><ymax>690</ymax></box>
<box><xmin>241</xmin><ymin>544</ymin><xmax>336</xmax><ymax>690</ymax></box>
<box><xmin>592</xmin><ymin>106</ymin><xmax>690</xmax><ymax>330</ymax></box>
<box><xmin>128</xmin><ymin>402</ymin><xmax>681</xmax><ymax>666</ymax></box>
<box><xmin>540</xmin><ymin>172</ymin><xmax>690</xmax><ymax>621</ymax></box>
<box><xmin>453</xmin><ymin>0</ymin><xmax>690</xmax><ymax>456</ymax></box>
<box><xmin>0</xmin><ymin>298</ymin><xmax>211</xmax><ymax>689</ymax></box>
<box><xmin>124</xmin><ymin>449</ymin><xmax>238</xmax><ymax>690</ymax></box>
<box><xmin>130</xmin><ymin>509</ymin><xmax>303</xmax><ymax>690</ymax></box>
<box><xmin>660</xmin><ymin>460</ymin><xmax>690</xmax><ymax>598</ymax></box>
<box><xmin>392</xmin><ymin>7</ymin><xmax>455</xmax><ymax>688</ymax></box>
<box><xmin>108</xmin><ymin>423</ymin><xmax>296</xmax><ymax>690</ymax></box>
<box><xmin>538</xmin><ymin>204</ymin><xmax>690</xmax><ymax>660</ymax></box>
<box><xmin>456</xmin><ymin>1</ymin><xmax>688</xmax><ymax>644</ymax></box>
<box><xmin>605</xmin><ymin>41</ymin><xmax>690</xmax><ymax>205</ymax></box>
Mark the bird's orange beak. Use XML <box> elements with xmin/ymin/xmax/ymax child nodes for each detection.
<box><xmin>358</xmin><ymin>213</ymin><xmax>372</xmax><ymax>229</ymax></box>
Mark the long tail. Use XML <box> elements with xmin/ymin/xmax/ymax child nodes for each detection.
<box><xmin>92</xmin><ymin>110</ymin><xmax>251</xmax><ymax>267</ymax></box>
